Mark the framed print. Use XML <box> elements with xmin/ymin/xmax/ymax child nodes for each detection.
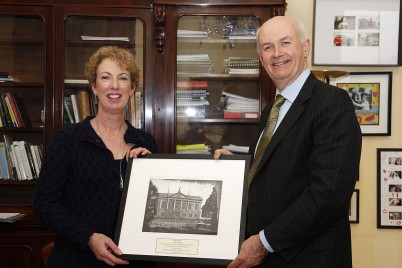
<box><xmin>377</xmin><ymin>149</ymin><xmax>402</xmax><ymax>229</ymax></box>
<box><xmin>313</xmin><ymin>0</ymin><xmax>401</xmax><ymax>66</ymax></box>
<box><xmin>329</xmin><ymin>72</ymin><xmax>392</xmax><ymax>136</ymax></box>
<box><xmin>349</xmin><ymin>189</ymin><xmax>359</xmax><ymax>223</ymax></box>
<box><xmin>114</xmin><ymin>154</ymin><xmax>250</xmax><ymax>265</ymax></box>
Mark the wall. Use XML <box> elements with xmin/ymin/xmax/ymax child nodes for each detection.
<box><xmin>284</xmin><ymin>0</ymin><xmax>402</xmax><ymax>267</ymax></box>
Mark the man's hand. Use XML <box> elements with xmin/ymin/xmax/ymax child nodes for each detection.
<box><xmin>227</xmin><ymin>235</ymin><xmax>268</xmax><ymax>268</ymax></box>
<box><xmin>213</xmin><ymin>149</ymin><xmax>233</xmax><ymax>159</ymax></box>
<box><xmin>127</xmin><ymin>147</ymin><xmax>152</xmax><ymax>159</ymax></box>
<box><xmin>88</xmin><ymin>233</ymin><xmax>129</xmax><ymax>266</ymax></box>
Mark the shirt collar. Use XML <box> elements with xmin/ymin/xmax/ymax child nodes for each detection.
<box><xmin>276</xmin><ymin>69</ymin><xmax>310</xmax><ymax>103</ymax></box>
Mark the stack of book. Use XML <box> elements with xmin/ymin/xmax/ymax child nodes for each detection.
<box><xmin>0</xmin><ymin>72</ymin><xmax>21</xmax><ymax>83</ymax></box>
<box><xmin>0</xmin><ymin>92</ymin><xmax>31</xmax><ymax>128</ymax></box>
<box><xmin>176</xmin><ymin>143</ymin><xmax>211</xmax><ymax>154</ymax></box>
<box><xmin>223</xmin><ymin>57</ymin><xmax>260</xmax><ymax>75</ymax></box>
<box><xmin>222</xmin><ymin>92</ymin><xmax>259</xmax><ymax>119</ymax></box>
<box><xmin>176</xmin><ymin>81</ymin><xmax>209</xmax><ymax>119</ymax></box>
<box><xmin>0</xmin><ymin>135</ymin><xmax>43</xmax><ymax>180</ymax></box>
<box><xmin>222</xmin><ymin>144</ymin><xmax>249</xmax><ymax>154</ymax></box>
<box><xmin>0</xmin><ymin>213</ymin><xmax>26</xmax><ymax>223</ymax></box>
<box><xmin>177</xmin><ymin>54</ymin><xmax>213</xmax><ymax>75</ymax></box>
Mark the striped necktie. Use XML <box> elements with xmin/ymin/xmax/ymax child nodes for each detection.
<box><xmin>247</xmin><ymin>94</ymin><xmax>285</xmax><ymax>185</ymax></box>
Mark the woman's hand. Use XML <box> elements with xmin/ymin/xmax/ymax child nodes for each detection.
<box><xmin>126</xmin><ymin>147</ymin><xmax>152</xmax><ymax>159</ymax></box>
<box><xmin>213</xmin><ymin>148</ymin><xmax>233</xmax><ymax>160</ymax></box>
<box><xmin>88</xmin><ymin>233</ymin><xmax>129</xmax><ymax>266</ymax></box>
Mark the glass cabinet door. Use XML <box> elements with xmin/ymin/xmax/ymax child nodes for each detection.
<box><xmin>0</xmin><ymin>14</ymin><xmax>45</xmax><ymax>180</ymax></box>
<box><xmin>176</xmin><ymin>15</ymin><xmax>261</xmax><ymax>154</ymax></box>
<box><xmin>63</xmin><ymin>16</ymin><xmax>144</xmax><ymax>128</ymax></box>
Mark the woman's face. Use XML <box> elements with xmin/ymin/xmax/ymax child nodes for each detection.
<box><xmin>92</xmin><ymin>58</ymin><xmax>135</xmax><ymax>114</ymax></box>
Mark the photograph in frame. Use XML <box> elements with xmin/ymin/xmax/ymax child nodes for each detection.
<box><xmin>349</xmin><ymin>189</ymin><xmax>359</xmax><ymax>223</ymax></box>
<box><xmin>329</xmin><ymin>72</ymin><xmax>392</xmax><ymax>136</ymax></box>
<box><xmin>313</xmin><ymin>0</ymin><xmax>401</xmax><ymax>66</ymax></box>
<box><xmin>377</xmin><ymin>149</ymin><xmax>402</xmax><ymax>229</ymax></box>
<box><xmin>114</xmin><ymin>154</ymin><xmax>250</xmax><ymax>265</ymax></box>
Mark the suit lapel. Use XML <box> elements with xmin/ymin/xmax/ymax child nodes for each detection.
<box><xmin>252</xmin><ymin>74</ymin><xmax>317</xmax><ymax>180</ymax></box>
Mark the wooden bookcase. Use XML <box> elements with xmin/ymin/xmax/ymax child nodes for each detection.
<box><xmin>0</xmin><ymin>1</ymin><xmax>285</xmax><ymax>268</ymax></box>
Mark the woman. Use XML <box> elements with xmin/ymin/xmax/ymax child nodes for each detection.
<box><xmin>34</xmin><ymin>46</ymin><xmax>159</xmax><ymax>268</ymax></box>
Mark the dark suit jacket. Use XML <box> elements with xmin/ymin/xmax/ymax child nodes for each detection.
<box><xmin>247</xmin><ymin>73</ymin><xmax>362</xmax><ymax>267</ymax></box>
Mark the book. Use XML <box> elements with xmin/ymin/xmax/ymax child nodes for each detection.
<box><xmin>177</xmin><ymin>81</ymin><xmax>208</xmax><ymax>88</ymax></box>
<box><xmin>0</xmin><ymin>142</ymin><xmax>11</xmax><ymax>180</ymax></box>
<box><xmin>11</xmin><ymin>141</ymin><xmax>27</xmax><ymax>180</ymax></box>
<box><xmin>222</xmin><ymin>144</ymin><xmax>250</xmax><ymax>153</ymax></box>
<box><xmin>63</xmin><ymin>96</ymin><xmax>74</xmax><ymax>124</ymax></box>
<box><xmin>223</xmin><ymin>111</ymin><xmax>260</xmax><ymax>119</ymax></box>
<box><xmin>14</xmin><ymin>141</ymin><xmax>33</xmax><ymax>180</ymax></box>
<box><xmin>31</xmin><ymin>144</ymin><xmax>42</xmax><ymax>175</ymax></box>
<box><xmin>4</xmin><ymin>95</ymin><xmax>17</xmax><ymax>127</ymax></box>
<box><xmin>70</xmin><ymin>94</ymin><xmax>80</xmax><ymax>123</ymax></box>
<box><xmin>0</xmin><ymin>213</ymin><xmax>26</xmax><ymax>223</ymax></box>
<box><xmin>3</xmin><ymin>135</ymin><xmax>19</xmax><ymax>179</ymax></box>
<box><xmin>0</xmin><ymin>93</ymin><xmax>12</xmax><ymax>127</ymax></box>
<box><xmin>23</xmin><ymin>142</ymin><xmax>38</xmax><ymax>179</ymax></box>
<box><xmin>77</xmin><ymin>90</ymin><xmax>91</xmax><ymax>121</ymax></box>
<box><xmin>5</xmin><ymin>92</ymin><xmax>23</xmax><ymax>127</ymax></box>
<box><xmin>134</xmin><ymin>92</ymin><xmax>143</xmax><ymax>129</ymax></box>
<box><xmin>13</xmin><ymin>96</ymin><xmax>32</xmax><ymax>127</ymax></box>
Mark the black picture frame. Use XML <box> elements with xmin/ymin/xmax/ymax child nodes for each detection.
<box><xmin>114</xmin><ymin>154</ymin><xmax>250</xmax><ymax>265</ymax></box>
<box><xmin>313</xmin><ymin>0</ymin><xmax>401</xmax><ymax>66</ymax></box>
<box><xmin>377</xmin><ymin>148</ymin><xmax>402</xmax><ymax>229</ymax></box>
<box><xmin>349</xmin><ymin>189</ymin><xmax>359</xmax><ymax>223</ymax></box>
<box><xmin>329</xmin><ymin>72</ymin><xmax>392</xmax><ymax>136</ymax></box>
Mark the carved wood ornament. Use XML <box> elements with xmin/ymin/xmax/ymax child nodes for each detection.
<box><xmin>154</xmin><ymin>5</ymin><xmax>167</xmax><ymax>53</ymax></box>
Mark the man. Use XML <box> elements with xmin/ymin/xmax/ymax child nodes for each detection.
<box><xmin>214</xmin><ymin>16</ymin><xmax>361</xmax><ymax>267</ymax></box>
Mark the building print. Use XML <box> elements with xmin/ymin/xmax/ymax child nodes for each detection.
<box><xmin>142</xmin><ymin>179</ymin><xmax>222</xmax><ymax>235</ymax></box>
<box><xmin>156</xmin><ymin>188</ymin><xmax>203</xmax><ymax>220</ymax></box>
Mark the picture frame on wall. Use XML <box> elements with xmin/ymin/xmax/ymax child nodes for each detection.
<box><xmin>377</xmin><ymin>149</ymin><xmax>402</xmax><ymax>229</ymax></box>
<box><xmin>329</xmin><ymin>72</ymin><xmax>392</xmax><ymax>136</ymax></box>
<box><xmin>114</xmin><ymin>154</ymin><xmax>250</xmax><ymax>265</ymax></box>
<box><xmin>313</xmin><ymin>0</ymin><xmax>401</xmax><ymax>66</ymax></box>
<box><xmin>349</xmin><ymin>189</ymin><xmax>359</xmax><ymax>223</ymax></box>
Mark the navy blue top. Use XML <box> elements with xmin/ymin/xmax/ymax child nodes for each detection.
<box><xmin>34</xmin><ymin>116</ymin><xmax>159</xmax><ymax>268</ymax></box>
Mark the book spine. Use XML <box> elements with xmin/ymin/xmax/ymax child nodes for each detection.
<box><xmin>14</xmin><ymin>96</ymin><xmax>32</xmax><ymax>127</ymax></box>
<box><xmin>12</xmin><ymin>141</ymin><xmax>26</xmax><ymax>180</ymax></box>
<box><xmin>16</xmin><ymin>141</ymin><xmax>33</xmax><ymax>180</ymax></box>
<box><xmin>4</xmin><ymin>96</ymin><xmax>17</xmax><ymax>127</ymax></box>
<box><xmin>134</xmin><ymin>92</ymin><xmax>142</xmax><ymax>129</ymax></box>
<box><xmin>24</xmin><ymin>142</ymin><xmax>37</xmax><ymax>179</ymax></box>
<box><xmin>0</xmin><ymin>93</ymin><xmax>13</xmax><ymax>127</ymax></box>
<box><xmin>63</xmin><ymin>96</ymin><xmax>74</xmax><ymax>124</ymax></box>
<box><xmin>129</xmin><ymin>94</ymin><xmax>135</xmax><ymax>126</ymax></box>
<box><xmin>5</xmin><ymin>92</ymin><xmax>24</xmax><ymax>127</ymax></box>
<box><xmin>223</xmin><ymin>111</ymin><xmax>260</xmax><ymax>119</ymax></box>
<box><xmin>0</xmin><ymin>143</ymin><xmax>11</xmax><ymax>180</ymax></box>
<box><xmin>70</xmin><ymin>94</ymin><xmax>80</xmax><ymax>123</ymax></box>
<box><xmin>30</xmin><ymin>145</ymin><xmax>41</xmax><ymax>176</ymax></box>
<box><xmin>76</xmin><ymin>90</ymin><xmax>91</xmax><ymax>121</ymax></box>
<box><xmin>177</xmin><ymin>81</ymin><xmax>208</xmax><ymax>88</ymax></box>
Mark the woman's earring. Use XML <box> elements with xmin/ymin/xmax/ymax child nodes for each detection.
<box><xmin>94</xmin><ymin>94</ymin><xmax>98</xmax><ymax>104</ymax></box>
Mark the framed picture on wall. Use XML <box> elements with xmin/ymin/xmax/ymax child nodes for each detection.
<box><xmin>349</xmin><ymin>189</ymin><xmax>359</xmax><ymax>223</ymax></box>
<box><xmin>114</xmin><ymin>154</ymin><xmax>250</xmax><ymax>265</ymax></box>
<box><xmin>313</xmin><ymin>0</ymin><xmax>401</xmax><ymax>66</ymax></box>
<box><xmin>329</xmin><ymin>72</ymin><xmax>392</xmax><ymax>136</ymax></box>
<box><xmin>377</xmin><ymin>149</ymin><xmax>402</xmax><ymax>229</ymax></box>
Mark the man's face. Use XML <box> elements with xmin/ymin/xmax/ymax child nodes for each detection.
<box><xmin>258</xmin><ymin>17</ymin><xmax>310</xmax><ymax>90</ymax></box>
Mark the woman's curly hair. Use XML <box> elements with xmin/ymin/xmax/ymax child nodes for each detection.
<box><xmin>85</xmin><ymin>46</ymin><xmax>140</xmax><ymax>88</ymax></box>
